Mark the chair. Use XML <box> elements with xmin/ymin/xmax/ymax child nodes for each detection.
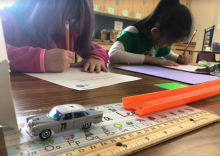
<box><xmin>196</xmin><ymin>25</ymin><xmax>215</xmax><ymax>63</ymax></box>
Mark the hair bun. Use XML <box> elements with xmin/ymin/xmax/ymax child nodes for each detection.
<box><xmin>161</xmin><ymin>0</ymin><xmax>180</xmax><ymax>5</ymax></box>
<box><xmin>173</xmin><ymin>0</ymin><xmax>180</xmax><ymax>5</ymax></box>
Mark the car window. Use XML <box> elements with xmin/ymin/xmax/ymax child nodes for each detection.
<box><xmin>63</xmin><ymin>113</ymin><xmax>72</xmax><ymax>120</ymax></box>
<box><xmin>48</xmin><ymin>108</ymin><xmax>62</xmax><ymax>121</ymax></box>
<box><xmin>74</xmin><ymin>112</ymin><xmax>85</xmax><ymax>118</ymax></box>
<box><xmin>86</xmin><ymin>110</ymin><xmax>91</xmax><ymax>115</ymax></box>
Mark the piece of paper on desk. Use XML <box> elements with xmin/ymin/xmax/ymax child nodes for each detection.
<box><xmin>115</xmin><ymin>65</ymin><xmax>220</xmax><ymax>84</ymax></box>
<box><xmin>164</xmin><ymin>65</ymin><xmax>206</xmax><ymax>73</ymax></box>
<box><xmin>155</xmin><ymin>83</ymin><xmax>188</xmax><ymax>90</ymax></box>
<box><xmin>27</xmin><ymin>68</ymin><xmax>141</xmax><ymax>90</ymax></box>
<box><xmin>206</xmin><ymin>94</ymin><xmax>220</xmax><ymax>101</ymax></box>
<box><xmin>0</xmin><ymin>19</ymin><xmax>18</xmax><ymax>130</ymax></box>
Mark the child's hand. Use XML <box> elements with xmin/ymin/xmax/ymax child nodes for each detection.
<box><xmin>71</xmin><ymin>57</ymin><xmax>108</xmax><ymax>73</ymax></box>
<box><xmin>178</xmin><ymin>53</ymin><xmax>191</xmax><ymax>65</ymax></box>
<box><xmin>44</xmin><ymin>49</ymin><xmax>75</xmax><ymax>72</ymax></box>
<box><xmin>160</xmin><ymin>60</ymin><xmax>179</xmax><ymax>66</ymax></box>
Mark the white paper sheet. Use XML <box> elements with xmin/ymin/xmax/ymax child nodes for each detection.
<box><xmin>0</xmin><ymin>19</ymin><xmax>18</xmax><ymax>130</ymax></box>
<box><xmin>0</xmin><ymin>61</ymin><xmax>18</xmax><ymax>130</ymax></box>
<box><xmin>164</xmin><ymin>65</ymin><xmax>206</xmax><ymax>73</ymax></box>
<box><xmin>114</xmin><ymin>21</ymin><xmax>123</xmax><ymax>31</ymax></box>
<box><xmin>0</xmin><ymin>19</ymin><xmax>8</xmax><ymax>62</ymax></box>
<box><xmin>27</xmin><ymin>68</ymin><xmax>141</xmax><ymax>90</ymax></box>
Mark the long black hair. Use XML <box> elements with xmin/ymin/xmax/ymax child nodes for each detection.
<box><xmin>133</xmin><ymin>0</ymin><xmax>193</xmax><ymax>44</ymax></box>
<box><xmin>7</xmin><ymin>0</ymin><xmax>94</xmax><ymax>57</ymax></box>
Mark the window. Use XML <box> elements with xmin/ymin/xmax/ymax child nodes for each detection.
<box><xmin>86</xmin><ymin>110</ymin><xmax>91</xmax><ymax>115</ymax></box>
<box><xmin>63</xmin><ymin>113</ymin><xmax>72</xmax><ymax>120</ymax></box>
<box><xmin>48</xmin><ymin>108</ymin><xmax>62</xmax><ymax>121</ymax></box>
<box><xmin>74</xmin><ymin>112</ymin><xmax>85</xmax><ymax>118</ymax></box>
<box><xmin>0</xmin><ymin>1</ymin><xmax>16</xmax><ymax>9</ymax></box>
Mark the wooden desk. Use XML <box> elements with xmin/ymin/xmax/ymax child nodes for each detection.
<box><xmin>176</xmin><ymin>49</ymin><xmax>220</xmax><ymax>63</ymax></box>
<box><xmin>1</xmin><ymin>64</ymin><xmax>220</xmax><ymax>156</ymax></box>
<box><xmin>176</xmin><ymin>49</ymin><xmax>220</xmax><ymax>54</ymax></box>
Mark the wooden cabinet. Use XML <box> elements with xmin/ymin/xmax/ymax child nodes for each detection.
<box><xmin>118</xmin><ymin>0</ymin><xmax>133</xmax><ymax>17</ymax></box>
<box><xmin>94</xmin><ymin>0</ymin><xmax>119</xmax><ymax>15</ymax></box>
<box><xmin>144</xmin><ymin>0</ymin><xmax>155</xmax><ymax>17</ymax></box>
<box><xmin>102</xmin><ymin>0</ymin><xmax>119</xmax><ymax>15</ymax></box>
<box><xmin>94</xmin><ymin>0</ymin><xmax>191</xmax><ymax>20</ymax></box>
<box><xmin>132</xmin><ymin>0</ymin><xmax>146</xmax><ymax>19</ymax></box>
<box><xmin>93</xmin><ymin>0</ymin><xmax>103</xmax><ymax>12</ymax></box>
<box><xmin>131</xmin><ymin>0</ymin><xmax>139</xmax><ymax>19</ymax></box>
<box><xmin>153</xmin><ymin>0</ymin><xmax>160</xmax><ymax>8</ymax></box>
<box><xmin>118</xmin><ymin>0</ymin><xmax>154</xmax><ymax>19</ymax></box>
<box><xmin>128</xmin><ymin>0</ymin><xmax>159</xmax><ymax>20</ymax></box>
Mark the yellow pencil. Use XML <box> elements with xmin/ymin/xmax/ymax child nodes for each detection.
<box><xmin>65</xmin><ymin>21</ymin><xmax>70</xmax><ymax>51</ymax></box>
<box><xmin>183</xmin><ymin>30</ymin><xmax>197</xmax><ymax>55</ymax></box>
<box><xmin>65</xmin><ymin>21</ymin><xmax>75</xmax><ymax>62</ymax></box>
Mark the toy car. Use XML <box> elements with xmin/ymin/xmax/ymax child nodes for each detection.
<box><xmin>26</xmin><ymin>104</ymin><xmax>103</xmax><ymax>140</ymax></box>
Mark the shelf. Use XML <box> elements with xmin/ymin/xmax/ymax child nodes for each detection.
<box><xmin>95</xmin><ymin>41</ymin><xmax>113</xmax><ymax>45</ymax></box>
<box><xmin>94</xmin><ymin>11</ymin><xmax>139</xmax><ymax>21</ymax></box>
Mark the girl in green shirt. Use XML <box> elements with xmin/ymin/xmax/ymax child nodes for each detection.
<box><xmin>109</xmin><ymin>0</ymin><xmax>193</xmax><ymax>66</ymax></box>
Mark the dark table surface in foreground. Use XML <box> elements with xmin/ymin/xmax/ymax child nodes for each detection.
<box><xmin>1</xmin><ymin>64</ymin><xmax>220</xmax><ymax>156</ymax></box>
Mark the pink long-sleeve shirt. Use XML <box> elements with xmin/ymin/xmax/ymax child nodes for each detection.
<box><xmin>0</xmin><ymin>11</ymin><xmax>109</xmax><ymax>73</ymax></box>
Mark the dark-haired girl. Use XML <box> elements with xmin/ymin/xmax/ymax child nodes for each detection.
<box><xmin>0</xmin><ymin>0</ymin><xmax>109</xmax><ymax>73</ymax></box>
<box><xmin>109</xmin><ymin>0</ymin><xmax>193</xmax><ymax>66</ymax></box>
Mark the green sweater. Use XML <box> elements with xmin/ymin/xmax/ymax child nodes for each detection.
<box><xmin>116</xmin><ymin>26</ymin><xmax>171</xmax><ymax>57</ymax></box>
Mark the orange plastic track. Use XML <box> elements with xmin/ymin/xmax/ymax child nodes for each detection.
<box><xmin>123</xmin><ymin>79</ymin><xmax>220</xmax><ymax>116</ymax></box>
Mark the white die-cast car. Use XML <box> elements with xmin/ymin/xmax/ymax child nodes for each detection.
<box><xmin>26</xmin><ymin>104</ymin><xmax>103</xmax><ymax>140</ymax></box>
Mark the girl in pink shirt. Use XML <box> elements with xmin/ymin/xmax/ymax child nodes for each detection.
<box><xmin>0</xmin><ymin>0</ymin><xmax>109</xmax><ymax>73</ymax></box>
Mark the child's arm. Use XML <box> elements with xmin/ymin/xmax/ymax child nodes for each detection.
<box><xmin>1</xmin><ymin>13</ymin><xmax>47</xmax><ymax>73</ymax></box>
<box><xmin>163</xmin><ymin>50</ymin><xmax>191</xmax><ymax>65</ymax></box>
<box><xmin>144</xmin><ymin>55</ymin><xmax>178</xmax><ymax>66</ymax></box>
<box><xmin>6</xmin><ymin>44</ymin><xmax>46</xmax><ymax>73</ymax></box>
<box><xmin>163</xmin><ymin>50</ymin><xmax>179</xmax><ymax>62</ymax></box>
<box><xmin>72</xmin><ymin>42</ymin><xmax>109</xmax><ymax>73</ymax></box>
<box><xmin>109</xmin><ymin>41</ymin><xmax>145</xmax><ymax>64</ymax></box>
<box><xmin>85</xmin><ymin>42</ymin><xmax>109</xmax><ymax>66</ymax></box>
<box><xmin>109</xmin><ymin>41</ymin><xmax>178</xmax><ymax>66</ymax></box>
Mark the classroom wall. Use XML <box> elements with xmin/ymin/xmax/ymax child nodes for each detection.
<box><xmin>190</xmin><ymin>0</ymin><xmax>220</xmax><ymax>63</ymax></box>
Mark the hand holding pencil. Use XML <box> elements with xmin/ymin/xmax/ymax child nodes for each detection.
<box><xmin>177</xmin><ymin>52</ymin><xmax>191</xmax><ymax>65</ymax></box>
<box><xmin>183</xmin><ymin>30</ymin><xmax>197</xmax><ymax>55</ymax></box>
<box><xmin>178</xmin><ymin>30</ymin><xmax>197</xmax><ymax>65</ymax></box>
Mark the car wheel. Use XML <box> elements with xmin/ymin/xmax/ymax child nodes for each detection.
<box><xmin>83</xmin><ymin>122</ymin><xmax>92</xmax><ymax>129</ymax></box>
<box><xmin>39</xmin><ymin>129</ymin><xmax>51</xmax><ymax>140</ymax></box>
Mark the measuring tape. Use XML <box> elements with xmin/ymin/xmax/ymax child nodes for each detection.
<box><xmin>53</xmin><ymin>111</ymin><xmax>220</xmax><ymax>156</ymax></box>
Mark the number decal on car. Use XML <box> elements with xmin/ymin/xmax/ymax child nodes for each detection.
<box><xmin>61</xmin><ymin>123</ymin><xmax>67</xmax><ymax>130</ymax></box>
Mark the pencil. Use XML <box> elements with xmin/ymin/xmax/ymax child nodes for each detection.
<box><xmin>65</xmin><ymin>21</ymin><xmax>70</xmax><ymax>51</ymax></box>
<box><xmin>183</xmin><ymin>30</ymin><xmax>197</xmax><ymax>55</ymax></box>
<box><xmin>65</xmin><ymin>21</ymin><xmax>75</xmax><ymax>62</ymax></box>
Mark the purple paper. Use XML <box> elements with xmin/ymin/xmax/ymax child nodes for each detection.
<box><xmin>115</xmin><ymin>65</ymin><xmax>220</xmax><ymax>84</ymax></box>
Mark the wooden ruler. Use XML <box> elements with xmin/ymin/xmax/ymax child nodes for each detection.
<box><xmin>53</xmin><ymin>111</ymin><xmax>220</xmax><ymax>156</ymax></box>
